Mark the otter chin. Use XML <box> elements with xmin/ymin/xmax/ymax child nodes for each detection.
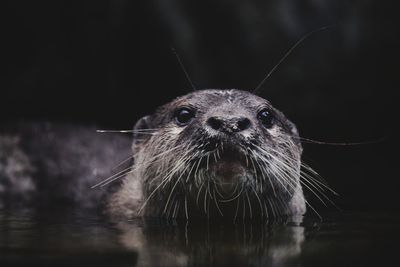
<box><xmin>211</xmin><ymin>159</ymin><xmax>244</xmax><ymax>195</ymax></box>
<box><xmin>108</xmin><ymin>89</ymin><xmax>307</xmax><ymax>220</ymax></box>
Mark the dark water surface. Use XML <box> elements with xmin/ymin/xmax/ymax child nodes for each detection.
<box><xmin>0</xmin><ymin>210</ymin><xmax>399</xmax><ymax>267</ymax></box>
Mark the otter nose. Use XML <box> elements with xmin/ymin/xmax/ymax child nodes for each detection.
<box><xmin>206</xmin><ymin>116</ymin><xmax>251</xmax><ymax>134</ymax></box>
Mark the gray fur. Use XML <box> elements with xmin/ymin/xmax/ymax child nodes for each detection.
<box><xmin>0</xmin><ymin>122</ymin><xmax>131</xmax><ymax>209</ymax></box>
<box><xmin>109</xmin><ymin>89</ymin><xmax>306</xmax><ymax>220</ymax></box>
<box><xmin>1</xmin><ymin>90</ymin><xmax>315</xmax><ymax>219</ymax></box>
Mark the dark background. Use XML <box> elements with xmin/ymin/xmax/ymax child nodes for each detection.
<box><xmin>2</xmin><ymin>1</ymin><xmax>398</xmax><ymax>212</ymax></box>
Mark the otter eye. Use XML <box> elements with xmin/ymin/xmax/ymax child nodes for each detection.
<box><xmin>257</xmin><ymin>108</ymin><xmax>274</xmax><ymax>128</ymax></box>
<box><xmin>175</xmin><ymin>108</ymin><xmax>195</xmax><ymax>125</ymax></box>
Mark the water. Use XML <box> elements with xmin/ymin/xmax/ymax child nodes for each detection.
<box><xmin>1</xmin><ymin>210</ymin><xmax>399</xmax><ymax>267</ymax></box>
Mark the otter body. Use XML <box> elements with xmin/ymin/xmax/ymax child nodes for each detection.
<box><xmin>0</xmin><ymin>123</ymin><xmax>131</xmax><ymax>210</ymax></box>
<box><xmin>0</xmin><ymin>89</ymin><xmax>306</xmax><ymax>220</ymax></box>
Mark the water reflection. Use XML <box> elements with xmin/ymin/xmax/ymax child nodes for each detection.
<box><xmin>2</xmin><ymin>210</ymin><xmax>400</xmax><ymax>267</ymax></box>
<box><xmin>117</xmin><ymin>216</ymin><xmax>310</xmax><ymax>267</ymax></box>
<box><xmin>0</xmin><ymin>209</ymin><xmax>138</xmax><ymax>267</ymax></box>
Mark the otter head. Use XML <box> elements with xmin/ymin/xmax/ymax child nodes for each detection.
<box><xmin>128</xmin><ymin>89</ymin><xmax>305</xmax><ymax>220</ymax></box>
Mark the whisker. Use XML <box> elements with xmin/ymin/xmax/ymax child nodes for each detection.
<box><xmin>219</xmin><ymin>184</ymin><xmax>245</xmax><ymax>203</ymax></box>
<box><xmin>91</xmin><ymin>165</ymin><xmax>134</xmax><ymax>189</ymax></box>
<box><xmin>304</xmin><ymin>199</ymin><xmax>322</xmax><ymax>220</ymax></box>
<box><xmin>138</xmin><ymin>146</ymin><xmax>195</xmax><ymax>214</ymax></box>
<box><xmin>246</xmin><ymin>191</ymin><xmax>253</xmax><ymax>220</ymax></box>
<box><xmin>300</xmin><ymin>177</ymin><xmax>340</xmax><ymax>210</ymax></box>
<box><xmin>301</xmin><ymin>163</ymin><xmax>339</xmax><ymax>195</ymax></box>
<box><xmin>96</xmin><ymin>129</ymin><xmax>159</xmax><ymax>134</ymax></box>
<box><xmin>196</xmin><ymin>180</ymin><xmax>205</xmax><ymax>206</ymax></box>
<box><xmin>251</xmin><ymin>185</ymin><xmax>264</xmax><ymax>218</ymax></box>
<box><xmin>98</xmin><ymin>170</ymin><xmax>134</xmax><ymax>188</ymax></box>
<box><xmin>111</xmin><ymin>155</ymin><xmax>134</xmax><ymax>171</ymax></box>
<box><xmin>294</xmin><ymin>135</ymin><xmax>386</xmax><ymax>146</ymax></box>
<box><xmin>234</xmin><ymin>197</ymin><xmax>240</xmax><ymax>223</ymax></box>
<box><xmin>242</xmin><ymin>195</ymin><xmax>246</xmax><ymax>222</ymax></box>
<box><xmin>253</xmin><ymin>25</ymin><xmax>334</xmax><ymax>94</ymax></box>
<box><xmin>185</xmin><ymin>196</ymin><xmax>189</xmax><ymax>220</ymax></box>
<box><xmin>213</xmin><ymin>189</ymin><xmax>224</xmax><ymax>216</ymax></box>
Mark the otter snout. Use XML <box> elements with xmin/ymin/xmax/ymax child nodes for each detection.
<box><xmin>206</xmin><ymin>116</ymin><xmax>251</xmax><ymax>134</ymax></box>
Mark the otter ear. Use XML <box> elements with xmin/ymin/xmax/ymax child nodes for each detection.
<box><xmin>286</xmin><ymin>119</ymin><xmax>303</xmax><ymax>152</ymax></box>
<box><xmin>133</xmin><ymin>115</ymin><xmax>152</xmax><ymax>142</ymax></box>
<box><xmin>287</xmin><ymin>120</ymin><xmax>299</xmax><ymax>136</ymax></box>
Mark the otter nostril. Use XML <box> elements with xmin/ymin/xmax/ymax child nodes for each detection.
<box><xmin>207</xmin><ymin>117</ymin><xmax>223</xmax><ymax>130</ymax></box>
<box><xmin>237</xmin><ymin>118</ymin><xmax>251</xmax><ymax>131</ymax></box>
<box><xmin>207</xmin><ymin>116</ymin><xmax>251</xmax><ymax>133</ymax></box>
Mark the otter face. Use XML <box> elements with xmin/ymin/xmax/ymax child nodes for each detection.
<box><xmin>130</xmin><ymin>89</ymin><xmax>305</xmax><ymax>219</ymax></box>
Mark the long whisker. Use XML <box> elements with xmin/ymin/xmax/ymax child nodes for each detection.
<box><xmin>251</xmin><ymin>185</ymin><xmax>264</xmax><ymax>218</ymax></box>
<box><xmin>294</xmin><ymin>135</ymin><xmax>386</xmax><ymax>146</ymax></box>
<box><xmin>267</xmin><ymin>144</ymin><xmax>339</xmax><ymax>211</ymax></box>
<box><xmin>96</xmin><ymin>129</ymin><xmax>159</xmax><ymax>134</ymax></box>
<box><xmin>234</xmin><ymin>197</ymin><xmax>240</xmax><ymax>223</ymax></box>
<box><xmin>196</xmin><ymin>179</ymin><xmax>205</xmax><ymax>206</ymax></box>
<box><xmin>184</xmin><ymin>196</ymin><xmax>189</xmax><ymax>220</ymax></box>
<box><xmin>249</xmin><ymin>141</ymin><xmax>336</xmax><ymax>218</ymax></box>
<box><xmin>97</xmin><ymin>170</ymin><xmax>134</xmax><ymax>188</ymax></box>
<box><xmin>171</xmin><ymin>47</ymin><xmax>197</xmax><ymax>91</ymax></box>
<box><xmin>111</xmin><ymin>155</ymin><xmax>134</xmax><ymax>171</ymax></box>
<box><xmin>163</xmin><ymin>163</ymin><xmax>191</xmax><ymax>215</ymax></box>
<box><xmin>305</xmin><ymin>199</ymin><xmax>322</xmax><ymax>220</ymax></box>
<box><xmin>91</xmin><ymin>165</ymin><xmax>134</xmax><ymax>189</ymax></box>
<box><xmin>219</xmin><ymin>184</ymin><xmax>245</xmax><ymax>203</ymax></box>
<box><xmin>253</xmin><ymin>25</ymin><xmax>334</xmax><ymax>94</ymax></box>
<box><xmin>213</xmin><ymin>189</ymin><xmax>224</xmax><ymax>216</ymax></box>
<box><xmin>138</xmin><ymin>146</ymin><xmax>195</xmax><ymax>214</ymax></box>
<box><xmin>246</xmin><ymin>191</ymin><xmax>253</xmax><ymax>220</ymax></box>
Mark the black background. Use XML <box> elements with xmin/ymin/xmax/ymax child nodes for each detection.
<box><xmin>2</xmin><ymin>1</ymin><xmax>398</xmax><ymax>212</ymax></box>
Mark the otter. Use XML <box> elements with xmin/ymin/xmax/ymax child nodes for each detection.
<box><xmin>108</xmin><ymin>89</ymin><xmax>306</xmax><ymax>220</ymax></box>
<box><xmin>0</xmin><ymin>89</ymin><xmax>315</xmax><ymax>220</ymax></box>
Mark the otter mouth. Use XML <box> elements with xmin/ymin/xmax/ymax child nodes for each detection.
<box><xmin>210</xmin><ymin>158</ymin><xmax>244</xmax><ymax>196</ymax></box>
<box><xmin>202</xmin><ymin>143</ymin><xmax>251</xmax><ymax>197</ymax></box>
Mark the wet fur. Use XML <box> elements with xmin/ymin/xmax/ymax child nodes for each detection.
<box><xmin>0</xmin><ymin>90</ymin><xmax>330</xmax><ymax>219</ymax></box>
<box><xmin>109</xmin><ymin>89</ymin><xmax>307</xmax><ymax>220</ymax></box>
<box><xmin>0</xmin><ymin>123</ymin><xmax>132</xmax><ymax>210</ymax></box>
